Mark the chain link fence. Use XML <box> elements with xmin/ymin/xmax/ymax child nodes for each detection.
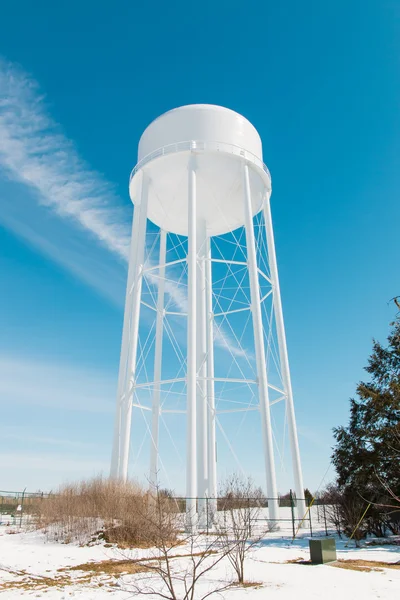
<box><xmin>0</xmin><ymin>488</ymin><xmax>334</xmax><ymax>536</ymax></box>
<box><xmin>0</xmin><ymin>490</ymin><xmax>49</xmax><ymax>527</ymax></box>
<box><xmin>159</xmin><ymin>493</ymin><xmax>333</xmax><ymax>537</ymax></box>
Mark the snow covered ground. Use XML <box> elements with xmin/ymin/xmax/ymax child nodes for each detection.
<box><xmin>0</xmin><ymin>521</ymin><xmax>399</xmax><ymax>599</ymax></box>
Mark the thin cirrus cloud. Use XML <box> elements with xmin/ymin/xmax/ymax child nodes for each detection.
<box><xmin>0</xmin><ymin>452</ymin><xmax>110</xmax><ymax>491</ymax></box>
<box><xmin>0</xmin><ymin>354</ymin><xmax>116</xmax><ymax>413</ymax></box>
<box><xmin>0</xmin><ymin>58</ymin><xmax>131</xmax><ymax>261</ymax></box>
<box><xmin>0</xmin><ymin>58</ymin><xmax>247</xmax><ymax>359</ymax></box>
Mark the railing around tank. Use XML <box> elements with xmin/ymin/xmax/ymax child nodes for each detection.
<box><xmin>129</xmin><ymin>140</ymin><xmax>271</xmax><ymax>183</ymax></box>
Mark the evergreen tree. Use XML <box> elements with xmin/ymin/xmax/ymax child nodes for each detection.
<box><xmin>332</xmin><ymin>313</ymin><xmax>400</xmax><ymax>537</ymax></box>
<box><xmin>304</xmin><ymin>488</ymin><xmax>314</xmax><ymax>504</ymax></box>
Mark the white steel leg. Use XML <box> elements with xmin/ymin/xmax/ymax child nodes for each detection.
<box><xmin>263</xmin><ymin>195</ymin><xmax>306</xmax><ymax>519</ymax></box>
<box><xmin>117</xmin><ymin>173</ymin><xmax>149</xmax><ymax>482</ymax></box>
<box><xmin>205</xmin><ymin>236</ymin><xmax>217</xmax><ymax>517</ymax></box>
<box><xmin>149</xmin><ymin>229</ymin><xmax>167</xmax><ymax>492</ymax></box>
<box><xmin>110</xmin><ymin>200</ymin><xmax>142</xmax><ymax>478</ymax></box>
<box><xmin>196</xmin><ymin>219</ymin><xmax>208</xmax><ymax>527</ymax></box>
<box><xmin>243</xmin><ymin>163</ymin><xmax>279</xmax><ymax>521</ymax></box>
<box><xmin>111</xmin><ymin>173</ymin><xmax>148</xmax><ymax>479</ymax></box>
<box><xmin>186</xmin><ymin>159</ymin><xmax>197</xmax><ymax>528</ymax></box>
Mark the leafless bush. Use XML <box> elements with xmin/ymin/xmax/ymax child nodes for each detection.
<box><xmin>36</xmin><ymin>476</ymin><xmax>178</xmax><ymax>546</ymax></box>
<box><xmin>217</xmin><ymin>476</ymin><xmax>264</xmax><ymax>512</ymax></box>
<box><xmin>129</xmin><ymin>533</ymin><xmax>233</xmax><ymax>600</ymax></box>
<box><xmin>320</xmin><ymin>485</ymin><xmax>374</xmax><ymax>546</ymax></box>
<box><xmin>216</xmin><ymin>474</ymin><xmax>271</xmax><ymax>585</ymax></box>
<box><xmin>127</xmin><ymin>490</ymin><xmax>235</xmax><ymax>600</ymax></box>
<box><xmin>319</xmin><ymin>485</ymin><xmax>343</xmax><ymax>537</ymax></box>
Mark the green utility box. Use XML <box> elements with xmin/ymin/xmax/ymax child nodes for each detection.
<box><xmin>309</xmin><ymin>538</ymin><xmax>337</xmax><ymax>564</ymax></box>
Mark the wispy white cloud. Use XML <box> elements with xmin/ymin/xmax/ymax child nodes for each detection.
<box><xmin>0</xmin><ymin>189</ymin><xmax>127</xmax><ymax>306</ymax></box>
<box><xmin>0</xmin><ymin>426</ymin><xmax>101</xmax><ymax>449</ymax></box>
<box><xmin>0</xmin><ymin>355</ymin><xmax>115</xmax><ymax>413</ymax></box>
<box><xmin>0</xmin><ymin>58</ymin><xmax>248</xmax><ymax>359</ymax></box>
<box><xmin>0</xmin><ymin>452</ymin><xmax>109</xmax><ymax>491</ymax></box>
<box><xmin>0</xmin><ymin>452</ymin><xmax>107</xmax><ymax>473</ymax></box>
<box><xmin>0</xmin><ymin>354</ymin><xmax>114</xmax><ymax>490</ymax></box>
<box><xmin>0</xmin><ymin>58</ymin><xmax>131</xmax><ymax>261</ymax></box>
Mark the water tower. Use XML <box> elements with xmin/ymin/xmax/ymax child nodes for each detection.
<box><xmin>111</xmin><ymin>104</ymin><xmax>306</xmax><ymax>523</ymax></box>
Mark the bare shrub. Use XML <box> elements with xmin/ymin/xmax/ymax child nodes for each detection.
<box><xmin>319</xmin><ymin>485</ymin><xmax>373</xmax><ymax>546</ymax></box>
<box><xmin>320</xmin><ymin>484</ymin><xmax>398</xmax><ymax>544</ymax></box>
<box><xmin>36</xmin><ymin>476</ymin><xmax>178</xmax><ymax>547</ymax></box>
<box><xmin>216</xmin><ymin>474</ymin><xmax>271</xmax><ymax>585</ymax></box>
<box><xmin>320</xmin><ymin>484</ymin><xmax>343</xmax><ymax>537</ymax></box>
<box><xmin>127</xmin><ymin>490</ymin><xmax>234</xmax><ymax>600</ymax></box>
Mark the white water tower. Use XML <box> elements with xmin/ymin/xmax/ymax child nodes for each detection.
<box><xmin>111</xmin><ymin>104</ymin><xmax>306</xmax><ymax>523</ymax></box>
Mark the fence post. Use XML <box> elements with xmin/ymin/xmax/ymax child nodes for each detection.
<box><xmin>19</xmin><ymin>488</ymin><xmax>26</xmax><ymax>529</ymax></box>
<box><xmin>248</xmin><ymin>497</ymin><xmax>251</xmax><ymax>537</ymax></box>
<box><xmin>289</xmin><ymin>489</ymin><xmax>295</xmax><ymax>538</ymax></box>
<box><xmin>309</xmin><ymin>501</ymin><xmax>313</xmax><ymax>537</ymax></box>
<box><xmin>223</xmin><ymin>498</ymin><xmax>227</xmax><ymax>531</ymax></box>
<box><xmin>323</xmin><ymin>502</ymin><xmax>328</xmax><ymax>536</ymax></box>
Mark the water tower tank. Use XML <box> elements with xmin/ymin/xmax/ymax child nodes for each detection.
<box><xmin>129</xmin><ymin>104</ymin><xmax>271</xmax><ymax>236</ymax></box>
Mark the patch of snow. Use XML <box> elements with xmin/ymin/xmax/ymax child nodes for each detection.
<box><xmin>0</xmin><ymin>528</ymin><xmax>398</xmax><ymax>599</ymax></box>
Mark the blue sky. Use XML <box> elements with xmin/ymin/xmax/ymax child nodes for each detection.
<box><xmin>0</xmin><ymin>0</ymin><xmax>399</xmax><ymax>494</ymax></box>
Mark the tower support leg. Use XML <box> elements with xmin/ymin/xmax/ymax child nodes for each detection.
<box><xmin>149</xmin><ymin>229</ymin><xmax>167</xmax><ymax>493</ymax></box>
<box><xmin>110</xmin><ymin>201</ymin><xmax>141</xmax><ymax>479</ymax></box>
<box><xmin>196</xmin><ymin>219</ymin><xmax>208</xmax><ymax>527</ymax></box>
<box><xmin>110</xmin><ymin>172</ymin><xmax>149</xmax><ymax>481</ymax></box>
<box><xmin>263</xmin><ymin>195</ymin><xmax>307</xmax><ymax>519</ymax></box>
<box><xmin>243</xmin><ymin>163</ymin><xmax>279</xmax><ymax>522</ymax></box>
<box><xmin>186</xmin><ymin>159</ymin><xmax>197</xmax><ymax>528</ymax></box>
<box><xmin>205</xmin><ymin>237</ymin><xmax>217</xmax><ymax>521</ymax></box>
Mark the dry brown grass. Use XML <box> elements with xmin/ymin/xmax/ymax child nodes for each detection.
<box><xmin>285</xmin><ymin>557</ymin><xmax>311</xmax><ymax>564</ymax></box>
<box><xmin>36</xmin><ymin>476</ymin><xmax>178</xmax><ymax>547</ymax></box>
<box><xmin>0</xmin><ymin>568</ymin><xmax>91</xmax><ymax>592</ymax></box>
<box><xmin>0</xmin><ymin>551</ymin><xmax>223</xmax><ymax>594</ymax></box>
<box><xmin>236</xmin><ymin>581</ymin><xmax>263</xmax><ymax>588</ymax></box>
<box><xmin>286</xmin><ymin>557</ymin><xmax>400</xmax><ymax>572</ymax></box>
<box><xmin>67</xmin><ymin>559</ymin><xmax>150</xmax><ymax>576</ymax></box>
<box><xmin>64</xmin><ymin>551</ymin><xmax>217</xmax><ymax>576</ymax></box>
<box><xmin>333</xmin><ymin>559</ymin><xmax>400</xmax><ymax>572</ymax></box>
